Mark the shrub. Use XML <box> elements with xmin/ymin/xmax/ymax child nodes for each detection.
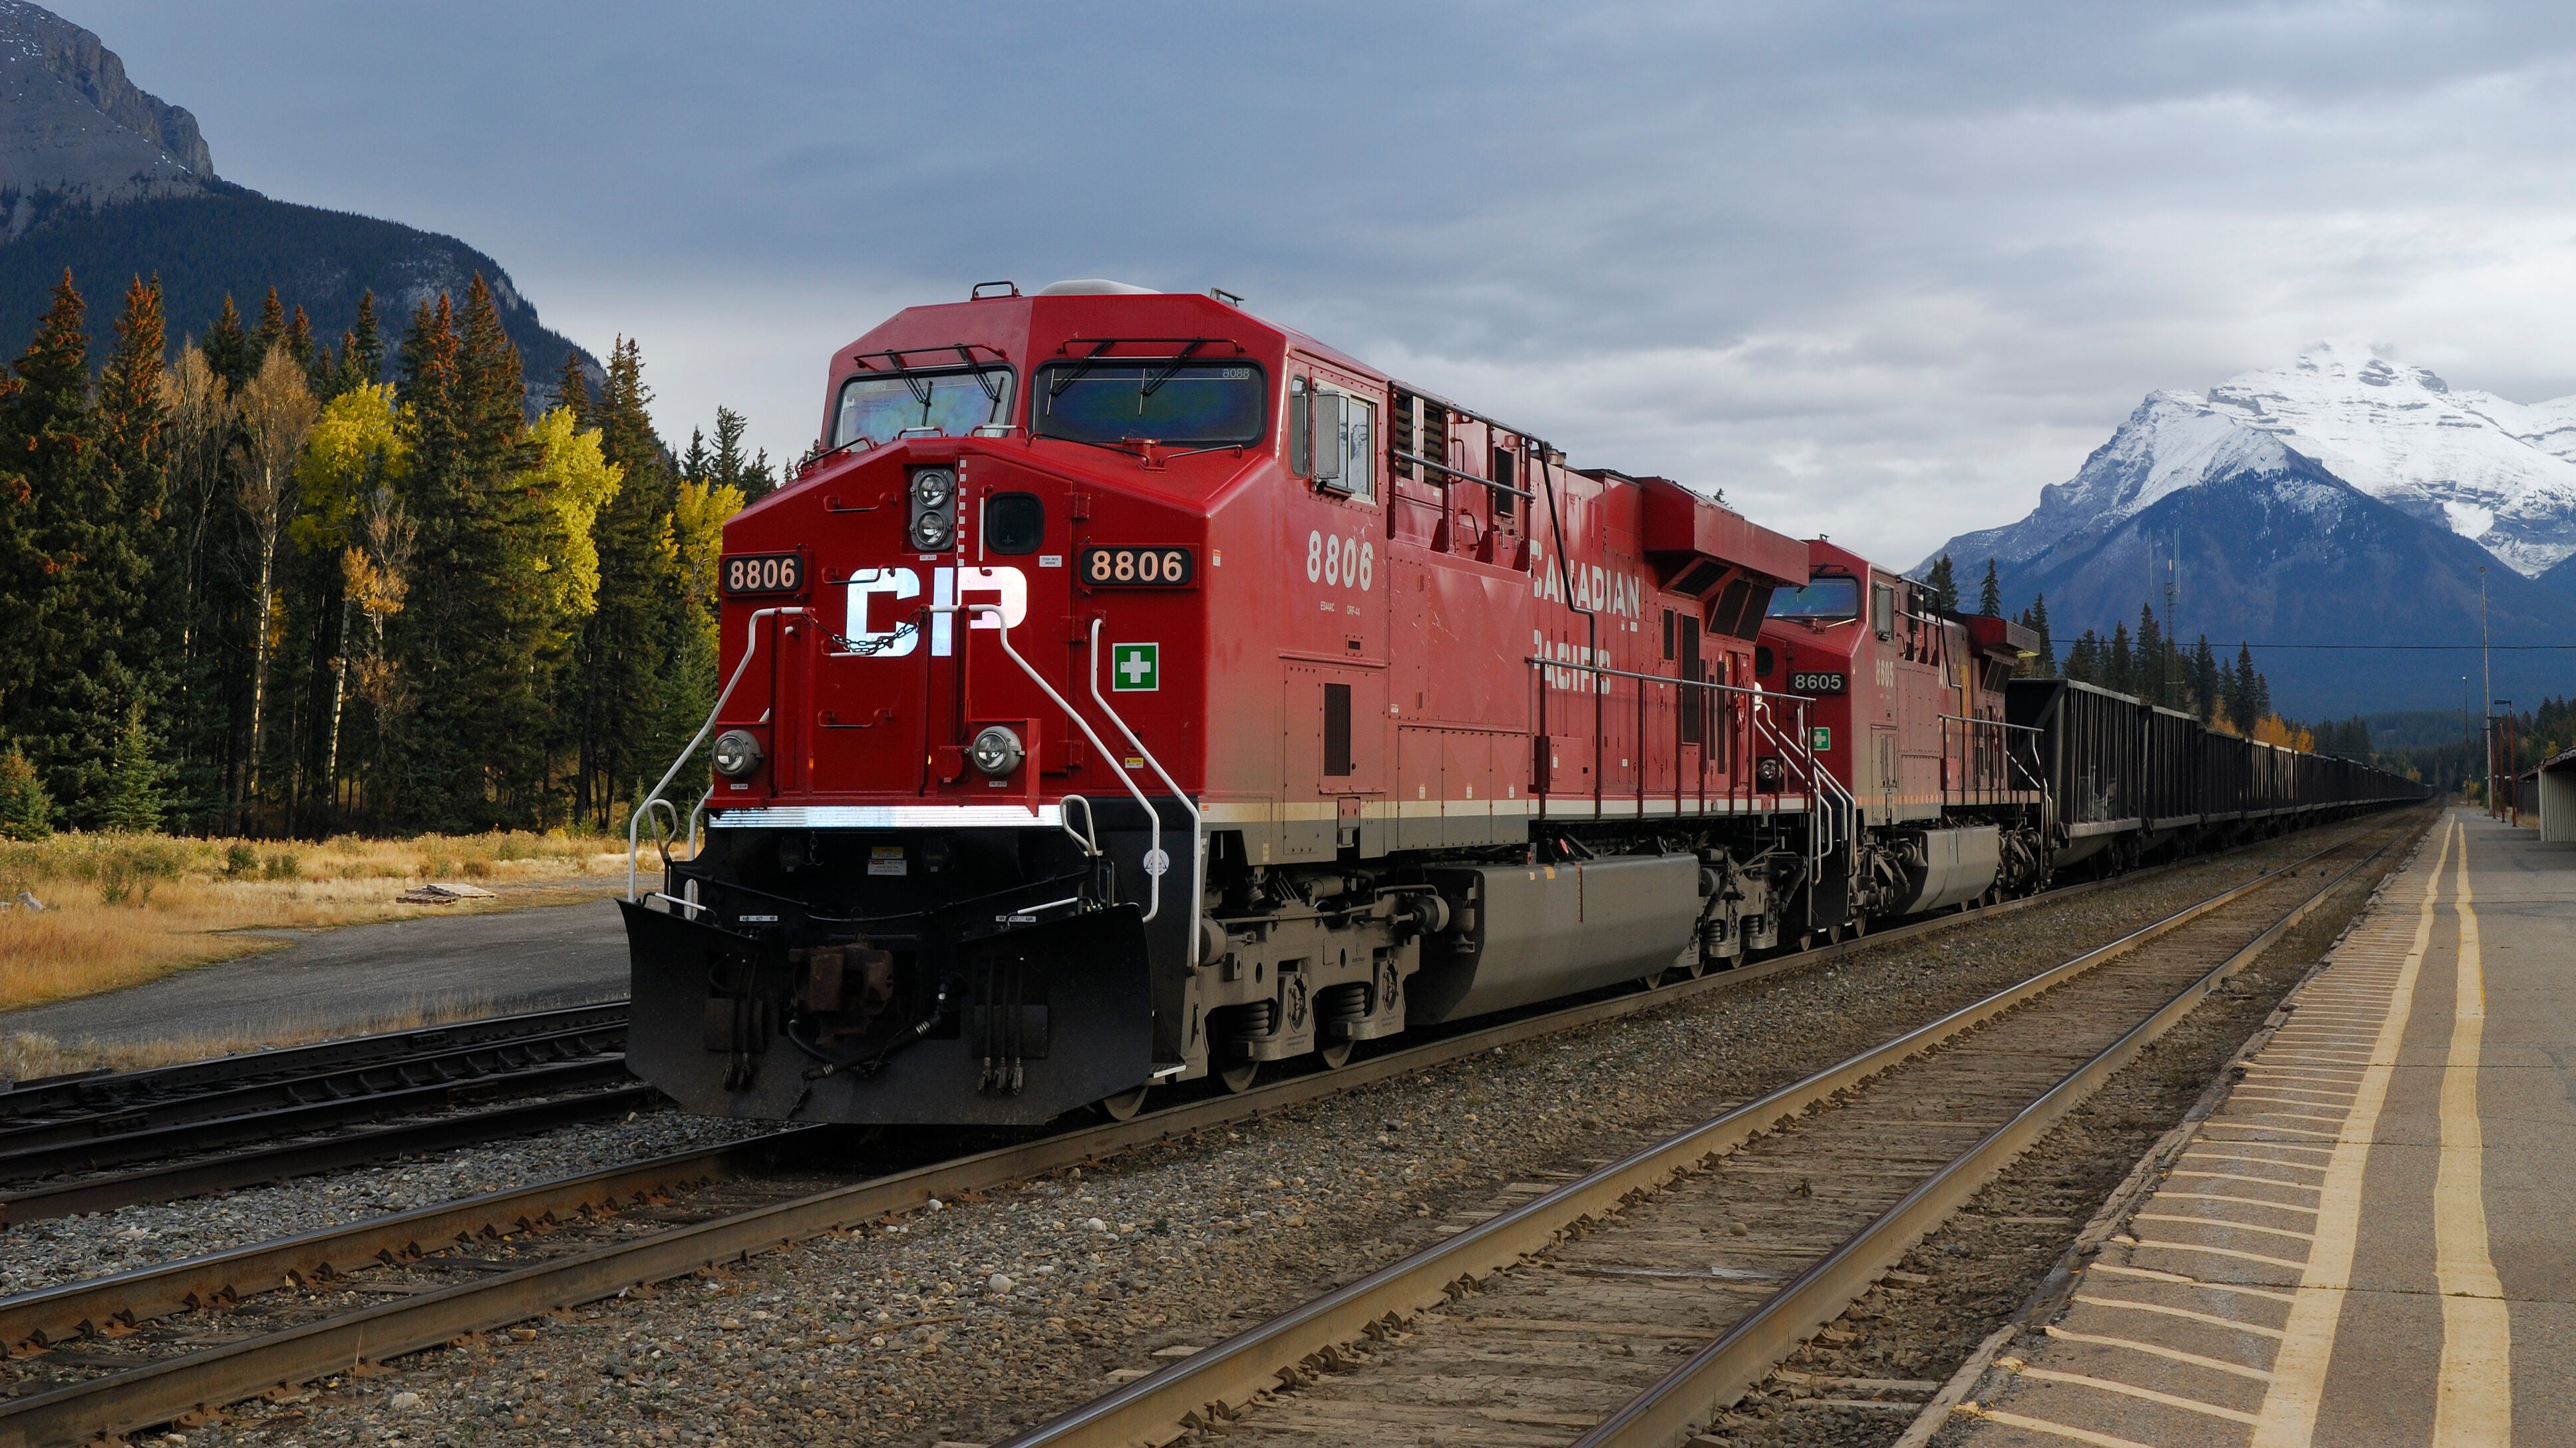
<box><xmin>96</xmin><ymin>842</ymin><xmax>183</xmax><ymax>906</ymax></box>
<box><xmin>0</xmin><ymin>747</ymin><xmax>49</xmax><ymax>843</ymax></box>
<box><xmin>261</xmin><ymin>851</ymin><xmax>301</xmax><ymax>882</ymax></box>
<box><xmin>224</xmin><ymin>842</ymin><xmax>259</xmax><ymax>877</ymax></box>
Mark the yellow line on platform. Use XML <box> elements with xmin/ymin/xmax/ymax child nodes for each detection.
<box><xmin>2251</xmin><ymin>818</ymin><xmax>2450</xmax><ymax>1448</ymax></box>
<box><xmin>2434</xmin><ymin>832</ymin><xmax>2511</xmax><ymax>1448</ymax></box>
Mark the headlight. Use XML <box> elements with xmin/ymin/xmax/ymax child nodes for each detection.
<box><xmin>712</xmin><ymin>729</ymin><xmax>764</xmax><ymax>779</ymax></box>
<box><xmin>913</xmin><ymin>468</ymin><xmax>955</xmax><ymax>507</ymax></box>
<box><xmin>911</xmin><ymin>510</ymin><xmax>953</xmax><ymax>549</ymax></box>
<box><xmin>968</xmin><ymin>725</ymin><xmax>1024</xmax><ymax>777</ymax></box>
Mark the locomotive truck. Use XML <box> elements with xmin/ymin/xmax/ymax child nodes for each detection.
<box><xmin>620</xmin><ymin>279</ymin><xmax>2422</xmax><ymax>1127</ymax></box>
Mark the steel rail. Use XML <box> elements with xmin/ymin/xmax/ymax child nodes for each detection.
<box><xmin>0</xmin><ymin>1083</ymin><xmax>661</xmax><ymax>1228</ymax></box>
<box><xmin>1571</xmin><ymin>828</ymin><xmax>2402</xmax><ymax>1448</ymax></box>
<box><xmin>0</xmin><ymin>1023</ymin><xmax>630</xmax><ymax>1156</ymax></box>
<box><xmin>0</xmin><ymin>1133</ymin><xmax>802</xmax><ymax>1353</ymax></box>
<box><xmin>987</xmin><ymin>828</ymin><xmax>2393</xmax><ymax>1448</ymax></box>
<box><xmin>0</xmin><ymin>1058</ymin><xmax>635</xmax><ymax>1184</ymax></box>
<box><xmin>0</xmin><ymin>1003</ymin><xmax>631</xmax><ymax>1121</ymax></box>
<box><xmin>0</xmin><ymin>813</ymin><xmax>2409</xmax><ymax>1448</ymax></box>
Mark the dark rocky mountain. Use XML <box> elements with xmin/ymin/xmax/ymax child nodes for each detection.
<box><xmin>0</xmin><ymin>0</ymin><xmax>214</xmax><ymax>233</ymax></box>
<box><xmin>0</xmin><ymin>191</ymin><xmax>593</xmax><ymax>393</ymax></box>
<box><xmin>0</xmin><ymin>1</ymin><xmax>590</xmax><ymax>393</ymax></box>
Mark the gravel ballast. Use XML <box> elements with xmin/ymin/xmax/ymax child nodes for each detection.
<box><xmin>26</xmin><ymin>814</ymin><xmax>2418</xmax><ymax>1448</ymax></box>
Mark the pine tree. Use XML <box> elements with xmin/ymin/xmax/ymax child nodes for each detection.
<box><xmin>711</xmin><ymin>407</ymin><xmax>775</xmax><ymax>502</ymax></box>
<box><xmin>1926</xmin><ymin>554</ymin><xmax>1958</xmax><ymax>614</ymax></box>
<box><xmin>255</xmin><ymin>286</ymin><xmax>287</xmax><ymax>361</ymax></box>
<box><xmin>2227</xmin><ymin>643</ymin><xmax>2259</xmax><ymax>735</ymax></box>
<box><xmin>2107</xmin><ymin>622</ymin><xmax>2134</xmax><ymax>697</ymax></box>
<box><xmin>285</xmin><ymin>305</ymin><xmax>317</xmax><ymax>371</ymax></box>
<box><xmin>349</xmin><ymin>291</ymin><xmax>385</xmax><ymax>387</ymax></box>
<box><xmin>571</xmin><ymin>336</ymin><xmax>681</xmax><ymax>827</ymax></box>
<box><xmin>2191</xmin><ymin>635</ymin><xmax>2219</xmax><ymax>725</ymax></box>
<box><xmin>1977</xmin><ymin>558</ymin><xmax>2002</xmax><ymax>618</ymax></box>
<box><xmin>202</xmin><ymin>293</ymin><xmax>252</xmax><ymax>387</ymax></box>
<box><xmin>2066</xmin><ymin>629</ymin><xmax>2100</xmax><ymax>685</ymax></box>
<box><xmin>98</xmin><ymin>704</ymin><xmax>168</xmax><ymax>832</ymax></box>
<box><xmin>2017</xmin><ymin>594</ymin><xmax>2056</xmax><ymax>677</ymax></box>
<box><xmin>393</xmin><ymin>283</ymin><xmax>548</xmax><ymax>829</ymax></box>
<box><xmin>555</xmin><ymin>351</ymin><xmax>593</xmax><ymax>429</ymax></box>
<box><xmin>2136</xmin><ymin>604</ymin><xmax>2166</xmax><ymax>707</ymax></box>
<box><xmin>1</xmin><ymin>273</ymin><xmax>116</xmax><ymax>818</ymax></box>
<box><xmin>0</xmin><ymin>744</ymin><xmax>47</xmax><ymax>841</ymax></box>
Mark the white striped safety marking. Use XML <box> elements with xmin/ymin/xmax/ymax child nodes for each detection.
<box><xmin>1952</xmin><ymin>820</ymin><xmax>2461</xmax><ymax>1448</ymax></box>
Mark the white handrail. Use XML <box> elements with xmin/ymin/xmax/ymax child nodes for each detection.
<box><xmin>1087</xmin><ymin>616</ymin><xmax>1203</xmax><ymax>946</ymax></box>
<box><xmin>629</xmin><ymin>606</ymin><xmax>804</xmax><ymax>902</ymax></box>
<box><xmin>965</xmin><ymin>604</ymin><xmax>1167</xmax><ymax>923</ymax></box>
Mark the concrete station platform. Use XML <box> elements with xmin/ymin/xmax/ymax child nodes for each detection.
<box><xmin>1949</xmin><ymin>809</ymin><xmax>2576</xmax><ymax>1447</ymax></box>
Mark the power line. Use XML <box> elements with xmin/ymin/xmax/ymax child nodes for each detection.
<box><xmin>2225</xmin><ymin>643</ymin><xmax>2576</xmax><ymax>651</ymax></box>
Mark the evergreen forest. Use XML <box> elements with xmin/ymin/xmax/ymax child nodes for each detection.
<box><xmin>0</xmin><ymin>268</ymin><xmax>779</xmax><ymax>842</ymax></box>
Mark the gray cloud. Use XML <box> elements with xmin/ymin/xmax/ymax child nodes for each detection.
<box><xmin>49</xmin><ymin>1</ymin><xmax>2576</xmax><ymax>564</ymax></box>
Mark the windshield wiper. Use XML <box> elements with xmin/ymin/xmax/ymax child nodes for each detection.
<box><xmin>1139</xmin><ymin>338</ymin><xmax>1208</xmax><ymax>398</ymax></box>
<box><xmin>1048</xmin><ymin>339</ymin><xmax>1120</xmax><ymax>399</ymax></box>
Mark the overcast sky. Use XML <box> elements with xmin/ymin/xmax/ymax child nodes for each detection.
<box><xmin>53</xmin><ymin>1</ymin><xmax>2576</xmax><ymax>566</ymax></box>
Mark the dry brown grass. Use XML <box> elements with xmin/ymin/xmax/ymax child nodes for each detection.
<box><xmin>0</xmin><ymin>993</ymin><xmax>523</xmax><ymax>1083</ymax></box>
<box><xmin>0</xmin><ymin>831</ymin><xmax>657</xmax><ymax>1015</ymax></box>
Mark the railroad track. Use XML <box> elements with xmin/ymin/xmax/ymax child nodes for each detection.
<box><xmin>0</xmin><ymin>1005</ymin><xmax>637</xmax><ymax>1226</ymax></box>
<box><xmin>0</xmin><ymin>809</ymin><xmax>2415</xmax><ymax>1448</ymax></box>
<box><xmin>983</xmin><ymin>818</ymin><xmax>2416</xmax><ymax>1448</ymax></box>
<box><xmin>0</xmin><ymin>1003</ymin><xmax>629</xmax><ymax>1122</ymax></box>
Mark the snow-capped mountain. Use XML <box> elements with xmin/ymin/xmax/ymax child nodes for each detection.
<box><xmin>1921</xmin><ymin>345</ymin><xmax>2576</xmax><ymax>715</ymax></box>
<box><xmin>1936</xmin><ymin>343</ymin><xmax>2576</xmax><ymax>578</ymax></box>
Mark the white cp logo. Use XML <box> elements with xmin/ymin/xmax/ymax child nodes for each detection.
<box><xmin>845</xmin><ymin>566</ymin><xmax>1029</xmax><ymax>656</ymax></box>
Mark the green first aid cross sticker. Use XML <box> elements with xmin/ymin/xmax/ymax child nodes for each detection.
<box><xmin>1811</xmin><ymin>725</ymin><xmax>1831</xmax><ymax>751</ymax></box>
<box><xmin>1111</xmin><ymin>642</ymin><xmax>1159</xmax><ymax>691</ymax></box>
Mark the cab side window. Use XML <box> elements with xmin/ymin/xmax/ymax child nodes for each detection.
<box><xmin>1290</xmin><ymin>374</ymin><xmax>1376</xmax><ymax>504</ymax></box>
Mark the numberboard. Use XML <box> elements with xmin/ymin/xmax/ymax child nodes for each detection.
<box><xmin>1788</xmin><ymin>670</ymin><xmax>1848</xmax><ymax>695</ymax></box>
<box><xmin>721</xmin><ymin>552</ymin><xmax>806</xmax><ymax>596</ymax></box>
<box><xmin>1079</xmin><ymin>545</ymin><xmax>1196</xmax><ymax>588</ymax></box>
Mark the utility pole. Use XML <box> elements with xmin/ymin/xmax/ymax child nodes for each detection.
<box><xmin>2166</xmin><ymin>521</ymin><xmax>2180</xmax><ymax>639</ymax></box>
<box><xmin>2481</xmin><ymin>565</ymin><xmax>2493</xmax><ymax>816</ymax></box>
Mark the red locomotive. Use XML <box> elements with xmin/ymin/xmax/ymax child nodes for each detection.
<box><xmin>619</xmin><ymin>281</ymin><xmax>2402</xmax><ymax>1127</ymax></box>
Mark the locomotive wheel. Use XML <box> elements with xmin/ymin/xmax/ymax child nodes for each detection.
<box><xmin>1219</xmin><ymin>1061</ymin><xmax>1261</xmax><ymax>1094</ymax></box>
<box><xmin>1849</xmin><ymin>916</ymin><xmax>1868</xmax><ymax>940</ymax></box>
<box><xmin>1316</xmin><ymin>1039</ymin><xmax>1353</xmax><ymax>1070</ymax></box>
<box><xmin>1825</xmin><ymin>924</ymin><xmax>1843</xmax><ymax>946</ymax></box>
<box><xmin>1096</xmin><ymin>1084</ymin><xmax>1150</xmax><ymax>1123</ymax></box>
<box><xmin>1682</xmin><ymin>954</ymin><xmax>1708</xmax><ymax>980</ymax></box>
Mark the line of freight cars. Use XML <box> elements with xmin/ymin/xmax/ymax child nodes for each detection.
<box><xmin>2007</xmin><ymin>675</ymin><xmax>2430</xmax><ymax>877</ymax></box>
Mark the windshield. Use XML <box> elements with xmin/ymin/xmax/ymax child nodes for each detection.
<box><xmin>1033</xmin><ymin>361</ymin><xmax>1265</xmax><ymax>446</ymax></box>
<box><xmin>1766</xmin><ymin>576</ymin><xmax>1860</xmax><ymax>622</ymax></box>
<box><xmin>831</xmin><ymin>367</ymin><xmax>1015</xmax><ymax>448</ymax></box>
